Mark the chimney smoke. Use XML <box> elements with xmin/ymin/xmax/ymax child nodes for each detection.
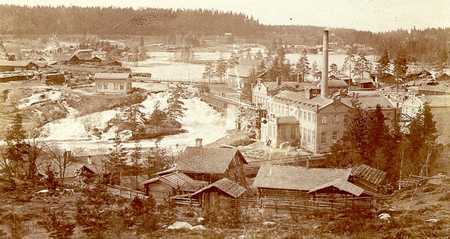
<box><xmin>321</xmin><ymin>29</ymin><xmax>329</xmax><ymax>98</ymax></box>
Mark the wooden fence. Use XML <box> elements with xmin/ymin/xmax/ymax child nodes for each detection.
<box><xmin>107</xmin><ymin>185</ymin><xmax>148</xmax><ymax>200</ymax></box>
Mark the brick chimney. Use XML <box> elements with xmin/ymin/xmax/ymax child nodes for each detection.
<box><xmin>321</xmin><ymin>29</ymin><xmax>329</xmax><ymax>98</ymax></box>
<box><xmin>195</xmin><ymin>138</ymin><xmax>203</xmax><ymax>147</ymax></box>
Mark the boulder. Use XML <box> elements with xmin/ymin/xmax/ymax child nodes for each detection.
<box><xmin>191</xmin><ymin>225</ymin><xmax>206</xmax><ymax>231</ymax></box>
<box><xmin>263</xmin><ymin>221</ymin><xmax>276</xmax><ymax>227</ymax></box>
<box><xmin>167</xmin><ymin>221</ymin><xmax>192</xmax><ymax>230</ymax></box>
<box><xmin>378</xmin><ymin>213</ymin><xmax>391</xmax><ymax>221</ymax></box>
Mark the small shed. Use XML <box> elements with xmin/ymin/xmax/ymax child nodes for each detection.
<box><xmin>142</xmin><ymin>172</ymin><xmax>207</xmax><ymax>203</ymax></box>
<box><xmin>350</xmin><ymin>164</ymin><xmax>386</xmax><ymax>194</ymax></box>
<box><xmin>45</xmin><ymin>73</ymin><xmax>66</xmax><ymax>85</ymax></box>
<box><xmin>192</xmin><ymin>178</ymin><xmax>247</xmax><ymax>217</ymax></box>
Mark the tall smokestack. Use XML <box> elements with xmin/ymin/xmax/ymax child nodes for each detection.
<box><xmin>321</xmin><ymin>29</ymin><xmax>329</xmax><ymax>98</ymax></box>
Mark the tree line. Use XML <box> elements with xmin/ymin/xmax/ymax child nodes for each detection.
<box><xmin>327</xmin><ymin>101</ymin><xmax>441</xmax><ymax>187</ymax></box>
<box><xmin>0</xmin><ymin>5</ymin><xmax>448</xmax><ymax>64</ymax></box>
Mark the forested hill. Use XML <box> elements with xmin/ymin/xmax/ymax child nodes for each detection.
<box><xmin>0</xmin><ymin>5</ymin><xmax>262</xmax><ymax>36</ymax></box>
<box><xmin>0</xmin><ymin>5</ymin><xmax>448</xmax><ymax>62</ymax></box>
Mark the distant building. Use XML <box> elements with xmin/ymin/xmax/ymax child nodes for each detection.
<box><xmin>0</xmin><ymin>60</ymin><xmax>38</xmax><ymax>72</ymax></box>
<box><xmin>68</xmin><ymin>49</ymin><xmax>103</xmax><ymax>64</ymax></box>
<box><xmin>94</xmin><ymin>73</ymin><xmax>132</xmax><ymax>94</ymax></box>
<box><xmin>252</xmin><ymin>80</ymin><xmax>312</xmax><ymax>109</ymax></box>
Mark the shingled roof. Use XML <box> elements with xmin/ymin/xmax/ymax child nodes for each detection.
<box><xmin>192</xmin><ymin>178</ymin><xmax>247</xmax><ymax>198</ymax></box>
<box><xmin>141</xmin><ymin>172</ymin><xmax>208</xmax><ymax>192</ymax></box>
<box><xmin>253</xmin><ymin>165</ymin><xmax>351</xmax><ymax>191</ymax></box>
<box><xmin>308</xmin><ymin>178</ymin><xmax>365</xmax><ymax>196</ymax></box>
<box><xmin>176</xmin><ymin>147</ymin><xmax>247</xmax><ymax>174</ymax></box>
<box><xmin>94</xmin><ymin>72</ymin><xmax>131</xmax><ymax>80</ymax></box>
<box><xmin>351</xmin><ymin>164</ymin><xmax>386</xmax><ymax>186</ymax></box>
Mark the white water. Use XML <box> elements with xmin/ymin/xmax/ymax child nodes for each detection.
<box><xmin>41</xmin><ymin>94</ymin><xmax>236</xmax><ymax>152</ymax></box>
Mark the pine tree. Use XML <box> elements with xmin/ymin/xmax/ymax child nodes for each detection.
<box><xmin>3</xmin><ymin>113</ymin><xmax>27</xmax><ymax>179</ymax></box>
<box><xmin>352</xmin><ymin>53</ymin><xmax>371</xmax><ymax>82</ymax></box>
<box><xmin>167</xmin><ymin>84</ymin><xmax>187</xmax><ymax>121</ymax></box>
<box><xmin>394</xmin><ymin>51</ymin><xmax>408</xmax><ymax>91</ymax></box>
<box><xmin>130</xmin><ymin>143</ymin><xmax>142</xmax><ymax>189</ymax></box>
<box><xmin>106</xmin><ymin>129</ymin><xmax>128</xmax><ymax>184</ymax></box>
<box><xmin>295</xmin><ymin>50</ymin><xmax>310</xmax><ymax>82</ymax></box>
<box><xmin>367</xmin><ymin>105</ymin><xmax>387</xmax><ymax>167</ymax></box>
<box><xmin>377</xmin><ymin>49</ymin><xmax>390</xmax><ymax>81</ymax></box>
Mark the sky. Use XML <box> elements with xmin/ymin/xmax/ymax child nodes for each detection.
<box><xmin>1</xmin><ymin>0</ymin><xmax>449</xmax><ymax>32</ymax></box>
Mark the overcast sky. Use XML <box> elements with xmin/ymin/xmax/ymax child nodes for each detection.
<box><xmin>2</xmin><ymin>0</ymin><xmax>449</xmax><ymax>32</ymax></box>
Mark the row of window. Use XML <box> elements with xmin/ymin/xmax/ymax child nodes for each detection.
<box><xmin>96</xmin><ymin>82</ymin><xmax>125</xmax><ymax>90</ymax></box>
<box><xmin>320</xmin><ymin>131</ymin><xmax>338</xmax><ymax>144</ymax></box>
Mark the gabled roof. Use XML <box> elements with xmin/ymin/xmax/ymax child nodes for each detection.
<box><xmin>142</xmin><ymin>171</ymin><xmax>193</xmax><ymax>188</ymax></box>
<box><xmin>308</xmin><ymin>178</ymin><xmax>364</xmax><ymax>196</ymax></box>
<box><xmin>176</xmin><ymin>147</ymin><xmax>246</xmax><ymax>174</ymax></box>
<box><xmin>253</xmin><ymin>165</ymin><xmax>351</xmax><ymax>191</ymax></box>
<box><xmin>142</xmin><ymin>171</ymin><xmax>208</xmax><ymax>192</ymax></box>
<box><xmin>94</xmin><ymin>72</ymin><xmax>131</xmax><ymax>80</ymax></box>
<box><xmin>341</xmin><ymin>95</ymin><xmax>395</xmax><ymax>110</ymax></box>
<box><xmin>273</xmin><ymin>90</ymin><xmax>334</xmax><ymax>109</ymax></box>
<box><xmin>192</xmin><ymin>178</ymin><xmax>246</xmax><ymax>198</ymax></box>
<box><xmin>0</xmin><ymin>60</ymin><xmax>36</xmax><ymax>67</ymax></box>
<box><xmin>351</xmin><ymin>164</ymin><xmax>386</xmax><ymax>186</ymax></box>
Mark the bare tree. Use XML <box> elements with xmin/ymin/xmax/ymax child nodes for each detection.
<box><xmin>43</xmin><ymin>144</ymin><xmax>77</xmax><ymax>185</ymax></box>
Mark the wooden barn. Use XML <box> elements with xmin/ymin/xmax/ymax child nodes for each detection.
<box><xmin>142</xmin><ymin>172</ymin><xmax>207</xmax><ymax>203</ymax></box>
<box><xmin>191</xmin><ymin>178</ymin><xmax>247</xmax><ymax>218</ymax></box>
<box><xmin>170</xmin><ymin>145</ymin><xmax>249</xmax><ymax>187</ymax></box>
<box><xmin>0</xmin><ymin>60</ymin><xmax>38</xmax><ymax>72</ymax></box>
<box><xmin>252</xmin><ymin>165</ymin><xmax>375</xmax><ymax>211</ymax></box>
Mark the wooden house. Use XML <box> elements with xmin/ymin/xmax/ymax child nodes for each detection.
<box><xmin>94</xmin><ymin>72</ymin><xmax>132</xmax><ymax>94</ymax></box>
<box><xmin>173</xmin><ymin>146</ymin><xmax>249</xmax><ymax>187</ymax></box>
<box><xmin>191</xmin><ymin>177</ymin><xmax>247</xmax><ymax>217</ymax></box>
<box><xmin>253</xmin><ymin>165</ymin><xmax>360</xmax><ymax>197</ymax></box>
<box><xmin>253</xmin><ymin>165</ymin><xmax>375</xmax><ymax>212</ymax></box>
<box><xmin>142</xmin><ymin>172</ymin><xmax>208</xmax><ymax>203</ymax></box>
<box><xmin>0</xmin><ymin>60</ymin><xmax>38</xmax><ymax>72</ymax></box>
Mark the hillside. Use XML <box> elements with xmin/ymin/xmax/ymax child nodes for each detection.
<box><xmin>0</xmin><ymin>5</ymin><xmax>448</xmax><ymax>63</ymax></box>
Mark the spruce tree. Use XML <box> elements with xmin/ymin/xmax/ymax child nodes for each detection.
<box><xmin>106</xmin><ymin>129</ymin><xmax>128</xmax><ymax>184</ymax></box>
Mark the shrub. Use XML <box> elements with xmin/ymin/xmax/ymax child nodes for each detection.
<box><xmin>438</xmin><ymin>192</ymin><xmax>450</xmax><ymax>201</ymax></box>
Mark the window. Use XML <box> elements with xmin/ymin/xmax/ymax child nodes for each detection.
<box><xmin>120</xmin><ymin>84</ymin><xmax>124</xmax><ymax>90</ymax></box>
<box><xmin>103</xmin><ymin>83</ymin><xmax>108</xmax><ymax>89</ymax></box>
<box><xmin>332</xmin><ymin>131</ymin><xmax>338</xmax><ymax>141</ymax></box>
<box><xmin>321</xmin><ymin>116</ymin><xmax>327</xmax><ymax>125</ymax></box>
<box><xmin>321</xmin><ymin>132</ymin><xmax>326</xmax><ymax>144</ymax></box>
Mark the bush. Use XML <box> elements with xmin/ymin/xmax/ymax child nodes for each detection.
<box><xmin>438</xmin><ymin>192</ymin><xmax>450</xmax><ymax>201</ymax></box>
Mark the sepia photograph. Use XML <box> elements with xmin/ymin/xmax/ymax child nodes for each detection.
<box><xmin>0</xmin><ymin>0</ymin><xmax>449</xmax><ymax>238</ymax></box>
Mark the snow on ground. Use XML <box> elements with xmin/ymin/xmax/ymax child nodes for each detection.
<box><xmin>129</xmin><ymin>61</ymin><xmax>204</xmax><ymax>82</ymax></box>
<box><xmin>18</xmin><ymin>89</ymin><xmax>63</xmax><ymax>109</ymax></box>
<box><xmin>41</xmin><ymin>108</ymin><xmax>119</xmax><ymax>141</ymax></box>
